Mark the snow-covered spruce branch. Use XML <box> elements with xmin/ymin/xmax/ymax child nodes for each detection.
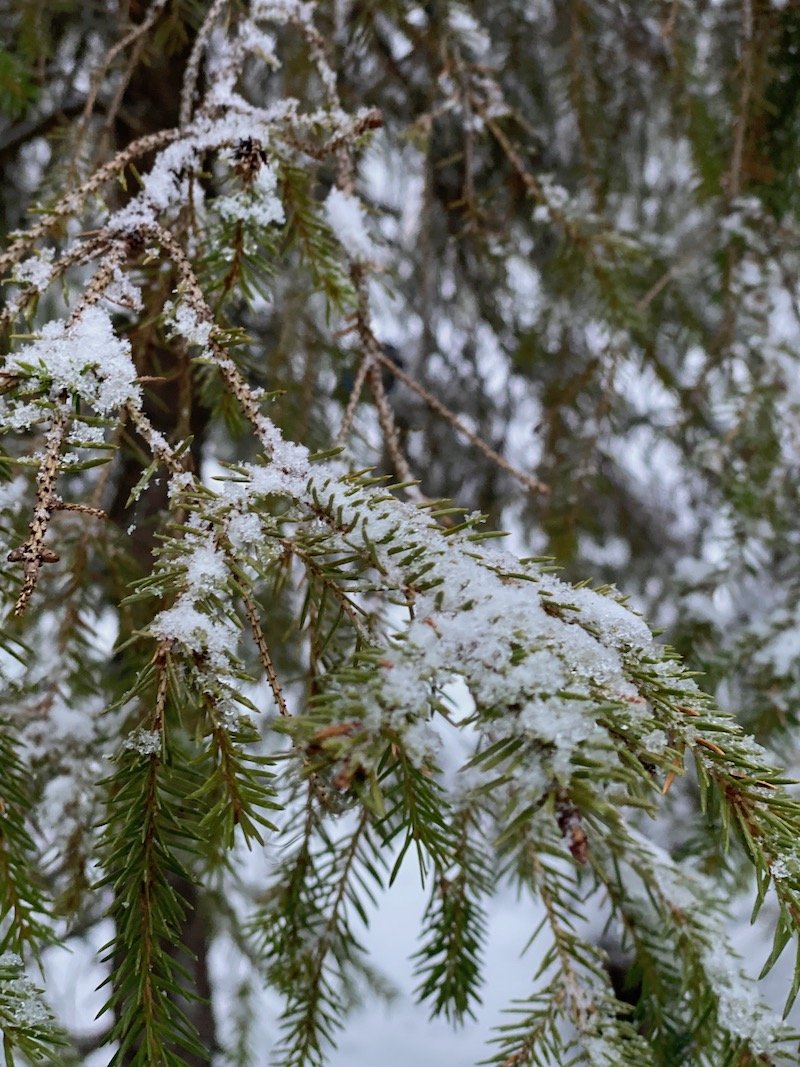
<box><xmin>144</xmin><ymin>406</ymin><xmax>800</xmax><ymax>1058</ymax></box>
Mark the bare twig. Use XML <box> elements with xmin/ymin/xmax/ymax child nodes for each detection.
<box><xmin>124</xmin><ymin>404</ymin><xmax>185</xmax><ymax>474</ymax></box>
<box><xmin>334</xmin><ymin>351</ymin><xmax>371</xmax><ymax>447</ymax></box>
<box><xmin>71</xmin><ymin>0</ymin><xmax>169</xmax><ymax>168</ymax></box>
<box><xmin>367</xmin><ymin>361</ymin><xmax>419</xmax><ymax>491</ymax></box>
<box><xmin>240</xmin><ymin>588</ymin><xmax>289</xmax><ymax>718</ymax></box>
<box><xmin>662</xmin><ymin>0</ymin><xmax>681</xmax><ymax>43</ymax></box>
<box><xmin>8</xmin><ymin>409</ymin><xmax>71</xmax><ymax>616</ymax></box>
<box><xmin>50</xmin><ymin>499</ymin><xmax>107</xmax><ymax>520</ymax></box>
<box><xmin>729</xmin><ymin>0</ymin><xmax>754</xmax><ymax>201</ymax></box>
<box><xmin>180</xmin><ymin>0</ymin><xmax>231</xmax><ymax>128</ymax></box>
<box><xmin>373</xmin><ymin>347</ymin><xmax>549</xmax><ymax>495</ymax></box>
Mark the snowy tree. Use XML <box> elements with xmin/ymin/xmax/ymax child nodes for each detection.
<box><xmin>2</xmin><ymin>1</ymin><xmax>800</xmax><ymax>1064</ymax></box>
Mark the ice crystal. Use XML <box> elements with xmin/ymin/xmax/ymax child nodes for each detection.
<box><xmin>123</xmin><ymin>729</ymin><xmax>162</xmax><ymax>757</ymax></box>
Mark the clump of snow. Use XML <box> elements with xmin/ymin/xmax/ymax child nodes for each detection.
<box><xmin>13</xmin><ymin>248</ymin><xmax>54</xmax><ymax>290</ymax></box>
<box><xmin>641</xmin><ymin>728</ymin><xmax>668</xmax><ymax>754</ymax></box>
<box><xmin>400</xmin><ymin>717</ymin><xmax>442</xmax><ymax>764</ymax></box>
<box><xmin>324</xmin><ymin>187</ymin><xmax>378</xmax><ymax>262</ymax></box>
<box><xmin>222</xmin><ymin>449</ymin><xmax>311</xmax><ymax>505</ymax></box>
<box><xmin>532</xmin><ymin>177</ymin><xmax>570</xmax><ymax>224</ymax></box>
<box><xmin>0</xmin><ymin>955</ymin><xmax>53</xmax><ymax>1028</ymax></box>
<box><xmin>168</xmin><ymin>470</ymin><xmax>196</xmax><ymax>502</ymax></box>
<box><xmin>103</xmin><ymin>267</ymin><xmax>143</xmax><ymax>311</ymax></box>
<box><xmin>0</xmin><ymin>398</ymin><xmax>44</xmax><ymax>432</ymax></box>
<box><xmin>215</xmin><ymin>163</ymin><xmax>285</xmax><ymax>229</ymax></box>
<box><xmin>561</xmin><ymin>584</ymin><xmax>653</xmax><ymax>650</ymax></box>
<box><xmin>5</xmin><ymin>306</ymin><xmax>141</xmax><ymax>415</ymax></box>
<box><xmin>227</xmin><ymin>510</ymin><xmax>263</xmax><ymax>549</ymax></box>
<box><xmin>447</xmin><ymin>5</ymin><xmax>491</xmax><ymax>57</ymax></box>
<box><xmin>237</xmin><ymin>20</ymin><xmax>279</xmax><ymax>65</ymax></box>
<box><xmin>150</xmin><ymin>534</ymin><xmax>238</xmax><ymax>668</ymax></box>
<box><xmin>184</xmin><ymin>541</ymin><xmax>227</xmax><ymax>590</ymax></box>
<box><xmin>5</xmin><ymin>983</ymin><xmax>50</xmax><ymax>1026</ymax></box>
<box><xmin>111</xmin><ymin>139</ymin><xmax>197</xmax><ymax>229</ymax></box>
<box><xmin>69</xmin><ymin>423</ymin><xmax>106</xmax><ymax>447</ymax></box>
<box><xmin>753</xmin><ymin>619</ymin><xmax>800</xmax><ymax>678</ymax></box>
<box><xmin>163</xmin><ymin>299</ymin><xmax>213</xmax><ymax>346</ymax></box>
<box><xmin>152</xmin><ymin>601</ymin><xmax>238</xmax><ymax>668</ymax></box>
<box><xmin>770</xmin><ymin>849</ymin><xmax>800</xmax><ymax>881</ymax></box>
<box><xmin>251</xmin><ymin>0</ymin><xmax>314</xmax><ymax>22</ymax></box>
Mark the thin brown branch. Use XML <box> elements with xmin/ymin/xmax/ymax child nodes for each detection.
<box><xmin>240</xmin><ymin>588</ymin><xmax>290</xmax><ymax>718</ymax></box>
<box><xmin>51</xmin><ymin>499</ymin><xmax>107</xmax><ymax>520</ymax></box>
<box><xmin>662</xmin><ymin>0</ymin><xmax>681</xmax><ymax>42</ymax></box>
<box><xmin>124</xmin><ymin>403</ymin><xmax>185</xmax><ymax>474</ymax></box>
<box><xmin>7</xmin><ymin>409</ymin><xmax>70</xmax><ymax>616</ymax></box>
<box><xmin>334</xmin><ymin>351</ymin><xmax>371</xmax><ymax>447</ymax></box>
<box><xmin>180</xmin><ymin>0</ymin><xmax>232</xmax><ymax>127</ymax></box>
<box><xmin>729</xmin><ymin>0</ymin><xmax>754</xmax><ymax>201</ymax></box>
<box><xmin>367</xmin><ymin>361</ymin><xmax>419</xmax><ymax>492</ymax></box>
<box><xmin>71</xmin><ymin>0</ymin><xmax>169</xmax><ymax>168</ymax></box>
<box><xmin>373</xmin><ymin>348</ymin><xmax>549</xmax><ymax>496</ymax></box>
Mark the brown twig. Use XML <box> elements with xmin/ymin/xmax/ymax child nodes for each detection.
<box><xmin>240</xmin><ymin>588</ymin><xmax>289</xmax><ymax>718</ymax></box>
<box><xmin>70</xmin><ymin>0</ymin><xmax>169</xmax><ymax>170</ymax></box>
<box><xmin>334</xmin><ymin>351</ymin><xmax>371</xmax><ymax>447</ymax></box>
<box><xmin>662</xmin><ymin>0</ymin><xmax>681</xmax><ymax>43</ymax></box>
<box><xmin>729</xmin><ymin>0</ymin><xmax>754</xmax><ymax>202</ymax></box>
<box><xmin>8</xmin><ymin>409</ymin><xmax>71</xmax><ymax>616</ymax></box>
<box><xmin>373</xmin><ymin>347</ymin><xmax>549</xmax><ymax>495</ymax></box>
<box><xmin>180</xmin><ymin>0</ymin><xmax>232</xmax><ymax>128</ymax></box>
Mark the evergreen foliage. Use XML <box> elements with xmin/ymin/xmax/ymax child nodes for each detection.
<box><xmin>0</xmin><ymin>1</ymin><xmax>800</xmax><ymax>1064</ymax></box>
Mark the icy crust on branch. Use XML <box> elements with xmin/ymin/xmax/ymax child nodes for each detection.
<box><xmin>3</xmin><ymin>307</ymin><xmax>140</xmax><ymax>415</ymax></box>
<box><xmin>163</xmin><ymin>298</ymin><xmax>213</xmax><ymax>347</ymax></box>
